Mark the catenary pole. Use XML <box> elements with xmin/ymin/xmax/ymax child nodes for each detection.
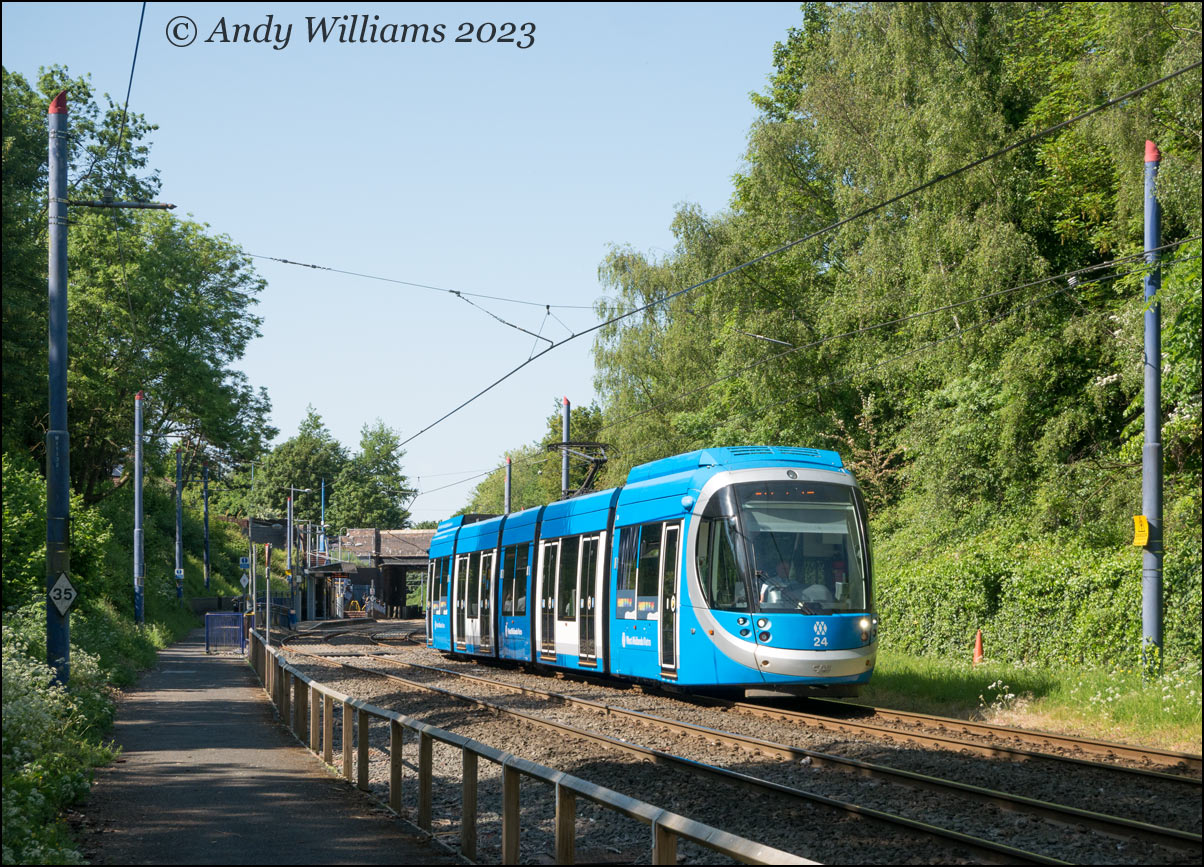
<box><xmin>562</xmin><ymin>396</ymin><xmax>570</xmax><ymax>499</ymax></box>
<box><xmin>175</xmin><ymin>449</ymin><xmax>183</xmax><ymax>606</ymax></box>
<box><xmin>249</xmin><ymin>535</ymin><xmax>256</xmax><ymax>626</ymax></box>
<box><xmin>265</xmin><ymin>542</ymin><xmax>272</xmax><ymax>646</ymax></box>
<box><xmin>287</xmin><ymin>494</ymin><xmax>294</xmax><ymax>624</ymax></box>
<box><xmin>504</xmin><ymin>456</ymin><xmax>512</xmax><ymax>514</ymax></box>
<box><xmin>46</xmin><ymin>88</ymin><xmax>173</xmax><ymax>667</ymax></box>
<box><xmin>202</xmin><ymin>460</ymin><xmax>210</xmax><ymax>589</ymax></box>
<box><xmin>134</xmin><ymin>391</ymin><xmax>145</xmax><ymax>625</ymax></box>
<box><xmin>306</xmin><ymin>521</ymin><xmax>315</xmax><ymax>620</ymax></box>
<box><xmin>46</xmin><ymin>91</ymin><xmax>72</xmax><ymax>683</ymax></box>
<box><xmin>1142</xmin><ymin>140</ymin><xmax>1164</xmax><ymax>673</ymax></box>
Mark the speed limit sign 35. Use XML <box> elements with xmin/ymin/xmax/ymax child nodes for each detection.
<box><xmin>50</xmin><ymin>573</ymin><xmax>78</xmax><ymax>615</ymax></box>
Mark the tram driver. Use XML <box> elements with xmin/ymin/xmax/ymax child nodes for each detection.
<box><xmin>760</xmin><ymin>558</ymin><xmax>836</xmax><ymax>609</ymax></box>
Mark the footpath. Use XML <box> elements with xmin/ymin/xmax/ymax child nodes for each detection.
<box><xmin>78</xmin><ymin>629</ymin><xmax>459</xmax><ymax>865</ymax></box>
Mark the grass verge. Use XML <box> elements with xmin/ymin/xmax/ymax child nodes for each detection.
<box><xmin>853</xmin><ymin>648</ymin><xmax>1202</xmax><ymax>753</ymax></box>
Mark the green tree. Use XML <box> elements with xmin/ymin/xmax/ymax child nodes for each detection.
<box><xmin>587</xmin><ymin>2</ymin><xmax>1201</xmax><ymax>668</ymax></box>
<box><xmin>249</xmin><ymin>407</ymin><xmax>347</xmax><ymax>524</ymax></box>
<box><xmin>592</xmin><ymin>1</ymin><xmax>1200</xmax><ymax>532</ymax></box>
<box><xmin>327</xmin><ymin>420</ymin><xmax>412</xmax><ymax>530</ymax></box>
<box><xmin>1</xmin><ymin>66</ymin><xmax>275</xmax><ymax>502</ymax></box>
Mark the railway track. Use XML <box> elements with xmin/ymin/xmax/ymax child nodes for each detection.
<box><xmin>365</xmin><ymin>625</ymin><xmax>1202</xmax><ymax>782</ymax></box>
<box><xmin>732</xmin><ymin>696</ymin><xmax>1203</xmax><ymax>777</ymax></box>
<box><xmin>280</xmin><ymin>629</ymin><xmax>1202</xmax><ymax>864</ymax></box>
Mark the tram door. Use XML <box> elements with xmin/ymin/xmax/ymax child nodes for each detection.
<box><xmin>659</xmin><ymin>524</ymin><xmax>682</xmax><ymax>675</ymax></box>
<box><xmin>426</xmin><ymin>560</ymin><xmax>435</xmax><ymax>644</ymax></box>
<box><xmin>453</xmin><ymin>554</ymin><xmax>470</xmax><ymax>651</ymax></box>
<box><xmin>539</xmin><ymin>540</ymin><xmax>559</xmax><ymax>660</ymax></box>
<box><xmin>578</xmin><ymin>535</ymin><xmax>601</xmax><ymax>665</ymax></box>
<box><xmin>477</xmin><ymin>551</ymin><xmax>495</xmax><ymax>654</ymax></box>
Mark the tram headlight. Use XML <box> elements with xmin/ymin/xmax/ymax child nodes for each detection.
<box><xmin>859</xmin><ymin>617</ymin><xmax>871</xmax><ymax>642</ymax></box>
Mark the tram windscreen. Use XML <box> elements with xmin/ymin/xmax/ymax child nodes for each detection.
<box><xmin>699</xmin><ymin>481</ymin><xmax>871</xmax><ymax>613</ymax></box>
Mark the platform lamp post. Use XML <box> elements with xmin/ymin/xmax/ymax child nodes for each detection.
<box><xmin>46</xmin><ymin>92</ymin><xmax>173</xmax><ymax>683</ymax></box>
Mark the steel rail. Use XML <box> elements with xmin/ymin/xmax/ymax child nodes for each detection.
<box><xmin>805</xmin><ymin>698</ymin><xmax>1203</xmax><ymax>775</ymax></box>
<box><xmin>707</xmin><ymin>697</ymin><xmax>1202</xmax><ymax>786</ymax></box>
<box><xmin>285</xmin><ymin>645</ymin><xmax>1067</xmax><ymax>866</ymax></box>
<box><xmin>356</xmin><ymin>648</ymin><xmax>1202</xmax><ymax>854</ymax></box>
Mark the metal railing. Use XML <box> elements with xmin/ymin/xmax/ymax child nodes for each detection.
<box><xmin>248</xmin><ymin>630</ymin><xmax>811</xmax><ymax>865</ymax></box>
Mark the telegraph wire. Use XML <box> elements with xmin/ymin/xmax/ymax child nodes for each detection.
<box><xmin>397</xmin><ymin>61</ymin><xmax>1202</xmax><ymax>450</ymax></box>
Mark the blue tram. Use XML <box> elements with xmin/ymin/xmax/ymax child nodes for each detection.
<box><xmin>426</xmin><ymin>446</ymin><xmax>877</xmax><ymax>697</ymax></box>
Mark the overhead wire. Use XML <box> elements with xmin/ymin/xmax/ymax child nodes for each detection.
<box><xmin>452</xmin><ymin>292</ymin><xmax>554</xmax><ymax>344</ymax></box>
<box><xmin>396</xmin><ymin>60</ymin><xmax>1203</xmax><ymax>451</ymax></box>
<box><xmin>404</xmin><ymin>241</ymin><xmax>1200</xmax><ymax>503</ymax></box>
<box><xmin>99</xmin><ymin>3</ymin><xmax>149</xmax><ymax>342</ymax></box>
<box><xmin>248</xmin><ymin>254</ymin><xmax>595</xmax><ymax>309</ymax></box>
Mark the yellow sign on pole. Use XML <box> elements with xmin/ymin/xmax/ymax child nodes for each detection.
<box><xmin>1133</xmin><ymin>515</ymin><xmax>1149</xmax><ymax>547</ymax></box>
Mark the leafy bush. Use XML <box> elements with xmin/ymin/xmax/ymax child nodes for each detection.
<box><xmin>2</xmin><ymin>606</ymin><xmax>116</xmax><ymax>865</ymax></box>
<box><xmin>877</xmin><ymin>516</ymin><xmax>1202</xmax><ymax>669</ymax></box>
<box><xmin>3</xmin><ymin>453</ymin><xmax>113</xmax><ymax>611</ymax></box>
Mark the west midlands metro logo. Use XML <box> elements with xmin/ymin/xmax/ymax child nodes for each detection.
<box><xmin>813</xmin><ymin>621</ymin><xmax>828</xmax><ymax>636</ymax></box>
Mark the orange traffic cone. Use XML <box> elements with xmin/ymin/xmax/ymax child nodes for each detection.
<box><xmin>973</xmin><ymin>629</ymin><xmax>984</xmax><ymax>666</ymax></box>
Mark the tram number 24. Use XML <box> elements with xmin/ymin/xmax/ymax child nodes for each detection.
<box><xmin>813</xmin><ymin>635</ymin><xmax>829</xmax><ymax>647</ymax></box>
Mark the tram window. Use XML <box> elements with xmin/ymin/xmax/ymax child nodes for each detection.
<box><xmin>636</xmin><ymin>522</ymin><xmax>662</xmax><ymax>620</ymax></box>
<box><xmin>581</xmin><ymin>536</ymin><xmax>599</xmax><ymax>599</ymax></box>
<box><xmin>558</xmin><ymin>536</ymin><xmax>579</xmax><ymax>621</ymax></box>
<box><xmin>514</xmin><ymin>544</ymin><xmax>529</xmax><ymax>616</ymax></box>
<box><xmin>616</xmin><ymin>527</ymin><xmax>639</xmax><ymax>618</ymax></box>
<box><xmin>502</xmin><ymin>545</ymin><xmax>516</xmax><ymax>615</ymax></box>
<box><xmin>699</xmin><ymin>517</ymin><xmax>748</xmax><ymax>611</ymax></box>
<box><xmin>467</xmin><ymin>554</ymin><xmax>480</xmax><ymax>617</ymax></box>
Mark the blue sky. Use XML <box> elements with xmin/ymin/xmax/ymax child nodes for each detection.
<box><xmin>3</xmin><ymin>1</ymin><xmax>804</xmax><ymax>521</ymax></box>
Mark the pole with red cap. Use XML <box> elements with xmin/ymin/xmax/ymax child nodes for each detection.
<box><xmin>46</xmin><ymin>92</ymin><xmax>72</xmax><ymax>681</ymax></box>
<box><xmin>1141</xmin><ymin>140</ymin><xmax>1163</xmax><ymax>674</ymax></box>
<box><xmin>561</xmin><ymin>396</ymin><xmax>571</xmax><ymax>499</ymax></box>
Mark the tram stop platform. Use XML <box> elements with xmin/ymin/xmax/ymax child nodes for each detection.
<box><xmin>76</xmin><ymin>629</ymin><xmax>459</xmax><ymax>865</ymax></box>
